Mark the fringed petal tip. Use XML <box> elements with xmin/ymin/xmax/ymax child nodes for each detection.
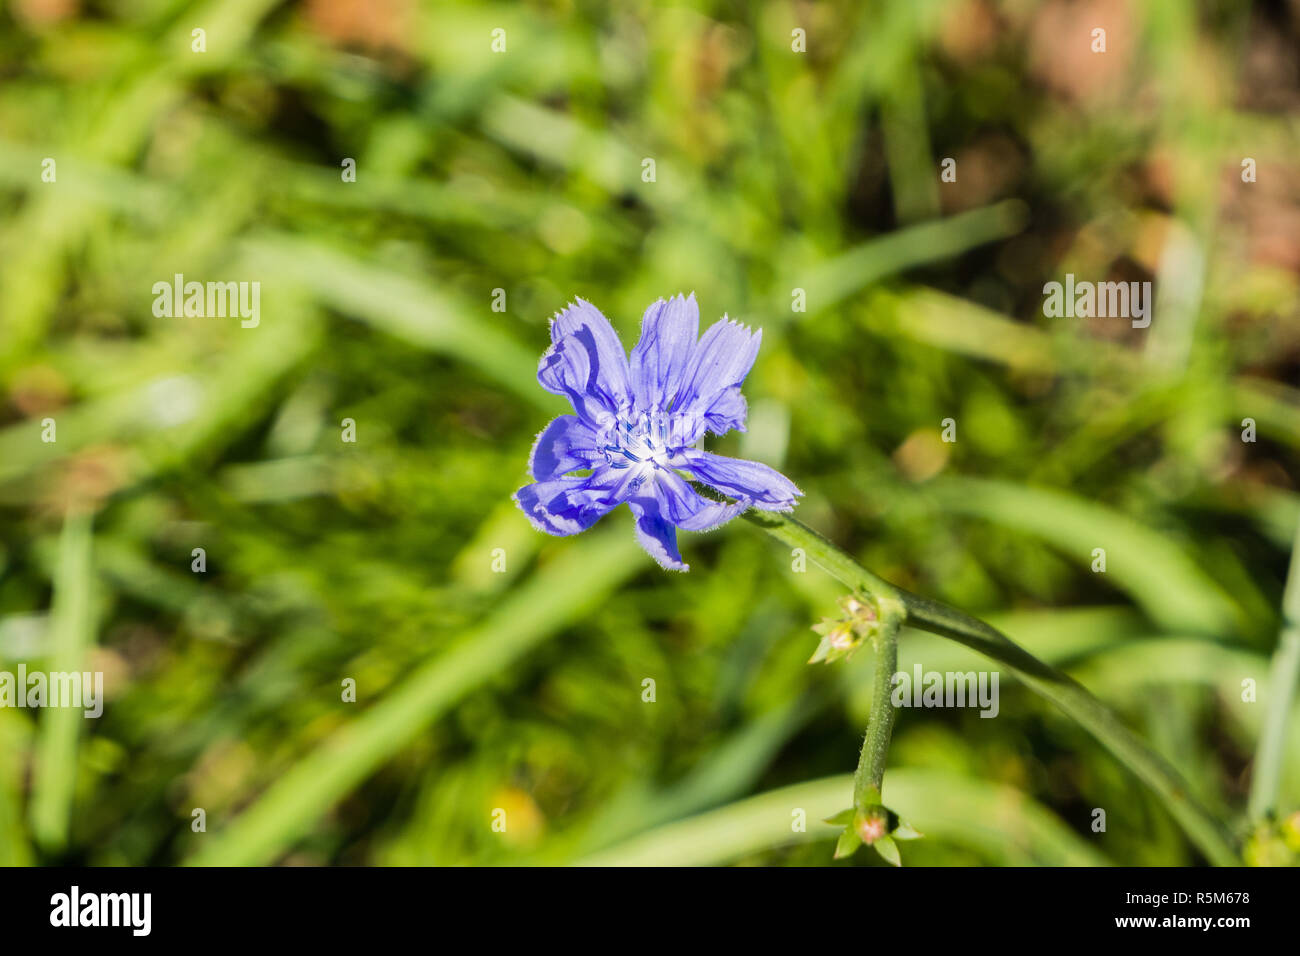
<box><xmin>628</xmin><ymin>498</ymin><xmax>689</xmax><ymax>571</ymax></box>
<box><xmin>721</xmin><ymin>313</ymin><xmax>761</xmax><ymax>337</ymax></box>
<box><xmin>630</xmin><ymin>294</ymin><xmax>700</xmax><ymax>414</ymax></box>
<box><xmin>751</xmin><ymin>479</ymin><xmax>803</xmax><ymax>513</ymax></box>
<box><xmin>513</xmin><ymin>474</ymin><xmax>619</xmax><ymax>538</ymax></box>
<box><xmin>548</xmin><ymin>296</ymin><xmax>610</xmax><ymax>339</ymax></box>
<box><xmin>512</xmin><ymin>484</ymin><xmax>573</xmax><ymax>537</ymax></box>
<box><xmin>755</xmin><ymin>498</ymin><xmax>800</xmax><ymax>513</ymax></box>
<box><xmin>674</xmin><ymin>449</ymin><xmax>802</xmax><ymax>512</ymax></box>
<box><xmin>648</xmin><ymin>550</ymin><xmax>690</xmax><ymax>572</ymax></box>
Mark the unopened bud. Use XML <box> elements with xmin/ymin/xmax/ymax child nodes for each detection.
<box><xmin>855</xmin><ymin>809</ymin><xmax>888</xmax><ymax>844</ymax></box>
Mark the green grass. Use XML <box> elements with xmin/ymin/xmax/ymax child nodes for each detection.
<box><xmin>0</xmin><ymin>0</ymin><xmax>1297</xmax><ymax>866</ymax></box>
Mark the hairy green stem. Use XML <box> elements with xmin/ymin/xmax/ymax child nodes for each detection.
<box><xmin>1248</xmin><ymin>517</ymin><xmax>1300</xmax><ymax>821</ymax></box>
<box><xmin>852</xmin><ymin>604</ymin><xmax>902</xmax><ymax>809</ymax></box>
<box><xmin>745</xmin><ymin>510</ymin><xmax>1240</xmax><ymax>866</ymax></box>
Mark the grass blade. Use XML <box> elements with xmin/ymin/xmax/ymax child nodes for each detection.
<box><xmin>188</xmin><ymin>527</ymin><xmax>644</xmax><ymax>866</ymax></box>
<box><xmin>28</xmin><ymin>510</ymin><xmax>96</xmax><ymax>852</ymax></box>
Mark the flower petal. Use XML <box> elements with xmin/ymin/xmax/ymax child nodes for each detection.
<box><xmin>537</xmin><ymin>331</ymin><xmax>603</xmax><ymax>424</ymax></box>
<box><xmin>676</xmin><ymin>318</ymin><xmax>761</xmax><ymax>436</ymax></box>
<box><xmin>655</xmin><ymin>469</ymin><xmax>751</xmax><ymax>531</ymax></box>
<box><xmin>696</xmin><ymin>387</ymin><xmax>747</xmax><ymax>440</ymax></box>
<box><xmin>630</xmin><ymin>293</ymin><xmax>698</xmax><ymax>414</ymax></box>
<box><xmin>529</xmin><ymin>414</ymin><xmax>601</xmax><ymax>480</ymax></box>
<box><xmin>675</xmin><ymin>449</ymin><xmax>802</xmax><ymax>511</ymax></box>
<box><xmin>625</xmin><ymin>493</ymin><xmax>688</xmax><ymax>571</ymax></box>
<box><xmin>513</xmin><ymin>467</ymin><xmax>631</xmax><ymax>536</ymax></box>
<box><xmin>548</xmin><ymin>299</ymin><xmax>632</xmax><ymax>412</ymax></box>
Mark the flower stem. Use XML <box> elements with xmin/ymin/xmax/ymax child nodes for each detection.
<box><xmin>852</xmin><ymin>600</ymin><xmax>903</xmax><ymax>809</ymax></box>
<box><xmin>744</xmin><ymin>510</ymin><xmax>1240</xmax><ymax>866</ymax></box>
<box><xmin>1247</xmin><ymin>516</ymin><xmax>1300</xmax><ymax>821</ymax></box>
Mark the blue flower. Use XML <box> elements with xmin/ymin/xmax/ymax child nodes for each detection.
<box><xmin>514</xmin><ymin>294</ymin><xmax>802</xmax><ymax>571</ymax></box>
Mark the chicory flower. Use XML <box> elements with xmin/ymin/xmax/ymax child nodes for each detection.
<box><xmin>514</xmin><ymin>294</ymin><xmax>801</xmax><ymax>570</ymax></box>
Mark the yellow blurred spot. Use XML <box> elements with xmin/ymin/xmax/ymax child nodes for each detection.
<box><xmin>490</xmin><ymin>786</ymin><xmax>545</xmax><ymax>848</ymax></box>
<box><xmin>892</xmin><ymin>430</ymin><xmax>950</xmax><ymax>482</ymax></box>
<box><xmin>1132</xmin><ymin>211</ymin><xmax>1172</xmax><ymax>274</ymax></box>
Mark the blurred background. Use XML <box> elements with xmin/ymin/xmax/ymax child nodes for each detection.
<box><xmin>1</xmin><ymin>0</ymin><xmax>1298</xmax><ymax>866</ymax></box>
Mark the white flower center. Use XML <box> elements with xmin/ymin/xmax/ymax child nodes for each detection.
<box><xmin>600</xmin><ymin>411</ymin><xmax>677</xmax><ymax>482</ymax></box>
